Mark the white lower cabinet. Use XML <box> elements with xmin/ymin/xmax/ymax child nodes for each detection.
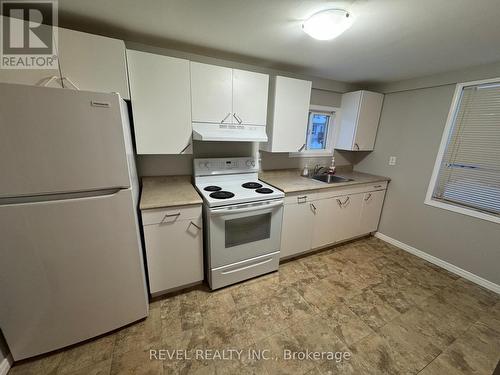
<box><xmin>359</xmin><ymin>190</ymin><xmax>386</xmax><ymax>234</ymax></box>
<box><xmin>280</xmin><ymin>185</ymin><xmax>387</xmax><ymax>259</ymax></box>
<box><xmin>142</xmin><ymin>205</ymin><xmax>203</xmax><ymax>295</ymax></box>
<box><xmin>281</xmin><ymin>198</ymin><xmax>314</xmax><ymax>258</ymax></box>
<box><xmin>311</xmin><ymin>198</ymin><xmax>337</xmax><ymax>249</ymax></box>
<box><xmin>332</xmin><ymin>193</ymin><xmax>364</xmax><ymax>242</ymax></box>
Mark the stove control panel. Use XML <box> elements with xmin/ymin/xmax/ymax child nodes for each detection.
<box><xmin>194</xmin><ymin>157</ymin><xmax>259</xmax><ymax>176</ymax></box>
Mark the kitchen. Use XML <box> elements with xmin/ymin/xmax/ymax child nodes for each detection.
<box><xmin>1</xmin><ymin>1</ymin><xmax>499</xmax><ymax>374</ymax></box>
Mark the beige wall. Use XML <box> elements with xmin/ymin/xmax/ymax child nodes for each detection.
<box><xmin>354</xmin><ymin>84</ymin><xmax>500</xmax><ymax>285</ymax></box>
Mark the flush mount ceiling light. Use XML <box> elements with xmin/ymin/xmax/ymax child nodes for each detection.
<box><xmin>302</xmin><ymin>9</ymin><xmax>353</xmax><ymax>40</ymax></box>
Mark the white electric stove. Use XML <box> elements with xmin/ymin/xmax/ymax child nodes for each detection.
<box><xmin>194</xmin><ymin>157</ymin><xmax>284</xmax><ymax>289</ymax></box>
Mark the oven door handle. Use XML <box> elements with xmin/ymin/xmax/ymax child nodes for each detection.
<box><xmin>210</xmin><ymin>200</ymin><xmax>283</xmax><ymax>216</ymax></box>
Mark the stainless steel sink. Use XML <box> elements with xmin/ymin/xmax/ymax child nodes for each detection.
<box><xmin>312</xmin><ymin>174</ymin><xmax>353</xmax><ymax>184</ymax></box>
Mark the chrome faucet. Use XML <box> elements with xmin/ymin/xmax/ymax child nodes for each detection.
<box><xmin>313</xmin><ymin>164</ymin><xmax>326</xmax><ymax>176</ymax></box>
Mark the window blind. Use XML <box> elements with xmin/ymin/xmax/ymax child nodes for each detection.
<box><xmin>432</xmin><ymin>82</ymin><xmax>500</xmax><ymax>216</ymax></box>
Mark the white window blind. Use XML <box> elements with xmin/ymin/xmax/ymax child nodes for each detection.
<box><xmin>432</xmin><ymin>81</ymin><xmax>500</xmax><ymax>217</ymax></box>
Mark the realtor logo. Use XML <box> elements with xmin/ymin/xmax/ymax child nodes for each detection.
<box><xmin>1</xmin><ymin>0</ymin><xmax>58</xmax><ymax>69</ymax></box>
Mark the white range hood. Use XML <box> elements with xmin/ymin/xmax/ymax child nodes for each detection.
<box><xmin>192</xmin><ymin>122</ymin><xmax>268</xmax><ymax>142</ymax></box>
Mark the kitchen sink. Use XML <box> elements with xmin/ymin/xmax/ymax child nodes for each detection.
<box><xmin>312</xmin><ymin>174</ymin><xmax>353</xmax><ymax>184</ymax></box>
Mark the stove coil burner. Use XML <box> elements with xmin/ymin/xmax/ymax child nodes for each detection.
<box><xmin>204</xmin><ymin>186</ymin><xmax>222</xmax><ymax>192</ymax></box>
<box><xmin>255</xmin><ymin>188</ymin><xmax>273</xmax><ymax>194</ymax></box>
<box><xmin>209</xmin><ymin>191</ymin><xmax>235</xmax><ymax>199</ymax></box>
<box><xmin>242</xmin><ymin>182</ymin><xmax>263</xmax><ymax>189</ymax></box>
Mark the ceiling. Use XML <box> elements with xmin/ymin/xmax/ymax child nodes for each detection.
<box><xmin>58</xmin><ymin>0</ymin><xmax>500</xmax><ymax>84</ymax></box>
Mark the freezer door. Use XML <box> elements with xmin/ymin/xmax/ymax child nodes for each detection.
<box><xmin>0</xmin><ymin>83</ymin><xmax>131</xmax><ymax>198</ymax></box>
<box><xmin>0</xmin><ymin>188</ymin><xmax>148</xmax><ymax>360</ymax></box>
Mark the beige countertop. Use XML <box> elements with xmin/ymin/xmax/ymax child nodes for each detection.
<box><xmin>140</xmin><ymin>175</ymin><xmax>202</xmax><ymax>210</ymax></box>
<box><xmin>259</xmin><ymin>169</ymin><xmax>390</xmax><ymax>194</ymax></box>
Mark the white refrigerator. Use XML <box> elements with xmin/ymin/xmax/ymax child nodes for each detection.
<box><xmin>0</xmin><ymin>83</ymin><xmax>149</xmax><ymax>360</ymax></box>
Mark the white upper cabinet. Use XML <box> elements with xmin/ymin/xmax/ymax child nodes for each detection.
<box><xmin>261</xmin><ymin>76</ymin><xmax>312</xmax><ymax>152</ymax></box>
<box><xmin>232</xmin><ymin>69</ymin><xmax>269</xmax><ymax>125</ymax></box>
<box><xmin>190</xmin><ymin>62</ymin><xmax>233</xmax><ymax>124</ymax></box>
<box><xmin>0</xmin><ymin>17</ymin><xmax>62</xmax><ymax>87</ymax></box>
<box><xmin>127</xmin><ymin>50</ymin><xmax>192</xmax><ymax>154</ymax></box>
<box><xmin>0</xmin><ymin>18</ymin><xmax>129</xmax><ymax>98</ymax></box>
<box><xmin>57</xmin><ymin>27</ymin><xmax>130</xmax><ymax>99</ymax></box>
<box><xmin>190</xmin><ymin>62</ymin><xmax>269</xmax><ymax>125</ymax></box>
<box><xmin>336</xmin><ymin>90</ymin><xmax>384</xmax><ymax>151</ymax></box>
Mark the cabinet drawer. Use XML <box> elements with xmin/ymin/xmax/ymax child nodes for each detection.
<box><xmin>141</xmin><ymin>205</ymin><xmax>201</xmax><ymax>225</ymax></box>
<box><xmin>284</xmin><ymin>193</ymin><xmax>317</xmax><ymax>205</ymax></box>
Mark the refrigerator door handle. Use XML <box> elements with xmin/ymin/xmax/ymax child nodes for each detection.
<box><xmin>0</xmin><ymin>188</ymin><xmax>123</xmax><ymax>206</ymax></box>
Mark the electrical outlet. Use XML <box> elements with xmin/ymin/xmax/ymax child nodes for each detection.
<box><xmin>389</xmin><ymin>156</ymin><xmax>397</xmax><ymax>166</ymax></box>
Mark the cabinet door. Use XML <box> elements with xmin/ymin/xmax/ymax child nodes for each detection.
<box><xmin>280</xmin><ymin>201</ymin><xmax>314</xmax><ymax>258</ymax></box>
<box><xmin>354</xmin><ymin>91</ymin><xmax>384</xmax><ymax>150</ymax></box>
<box><xmin>265</xmin><ymin>76</ymin><xmax>312</xmax><ymax>152</ymax></box>
<box><xmin>359</xmin><ymin>190</ymin><xmax>386</xmax><ymax>235</ymax></box>
<box><xmin>190</xmin><ymin>62</ymin><xmax>232</xmax><ymax>124</ymax></box>
<box><xmin>143</xmin><ymin>217</ymin><xmax>203</xmax><ymax>294</ymax></box>
<box><xmin>332</xmin><ymin>193</ymin><xmax>364</xmax><ymax>242</ymax></box>
<box><xmin>336</xmin><ymin>91</ymin><xmax>384</xmax><ymax>151</ymax></box>
<box><xmin>0</xmin><ymin>17</ymin><xmax>62</xmax><ymax>87</ymax></box>
<box><xmin>311</xmin><ymin>198</ymin><xmax>337</xmax><ymax>249</ymax></box>
<box><xmin>336</xmin><ymin>91</ymin><xmax>361</xmax><ymax>150</ymax></box>
<box><xmin>57</xmin><ymin>27</ymin><xmax>130</xmax><ymax>99</ymax></box>
<box><xmin>127</xmin><ymin>50</ymin><xmax>192</xmax><ymax>154</ymax></box>
<box><xmin>232</xmin><ymin>69</ymin><xmax>269</xmax><ymax>126</ymax></box>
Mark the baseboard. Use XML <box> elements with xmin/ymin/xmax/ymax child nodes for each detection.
<box><xmin>0</xmin><ymin>355</ymin><xmax>12</xmax><ymax>375</ymax></box>
<box><xmin>374</xmin><ymin>232</ymin><xmax>500</xmax><ymax>295</ymax></box>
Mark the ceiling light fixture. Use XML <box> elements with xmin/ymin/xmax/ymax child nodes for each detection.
<box><xmin>302</xmin><ymin>9</ymin><xmax>353</xmax><ymax>41</ymax></box>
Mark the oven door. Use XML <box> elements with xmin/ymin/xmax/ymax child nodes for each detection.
<box><xmin>208</xmin><ymin>199</ymin><xmax>283</xmax><ymax>268</ymax></box>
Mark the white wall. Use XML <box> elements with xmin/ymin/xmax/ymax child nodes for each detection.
<box><xmin>355</xmin><ymin>81</ymin><xmax>500</xmax><ymax>285</ymax></box>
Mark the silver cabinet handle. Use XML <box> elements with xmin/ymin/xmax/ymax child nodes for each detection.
<box><xmin>310</xmin><ymin>203</ymin><xmax>316</xmax><ymax>212</ymax></box>
<box><xmin>336</xmin><ymin>197</ymin><xmax>350</xmax><ymax>208</ymax></box>
<box><xmin>61</xmin><ymin>77</ymin><xmax>80</xmax><ymax>90</ymax></box>
<box><xmin>189</xmin><ymin>221</ymin><xmax>201</xmax><ymax>230</ymax></box>
<box><xmin>298</xmin><ymin>144</ymin><xmax>306</xmax><ymax>152</ymax></box>
<box><xmin>354</xmin><ymin>143</ymin><xmax>360</xmax><ymax>151</ymax></box>
<box><xmin>39</xmin><ymin>75</ymin><xmax>60</xmax><ymax>87</ymax></box>
<box><xmin>180</xmin><ymin>142</ymin><xmax>191</xmax><ymax>154</ymax></box>
<box><xmin>374</xmin><ymin>185</ymin><xmax>383</xmax><ymax>189</ymax></box>
<box><xmin>221</xmin><ymin>112</ymin><xmax>231</xmax><ymax>123</ymax></box>
<box><xmin>297</xmin><ymin>196</ymin><xmax>307</xmax><ymax>204</ymax></box>
<box><xmin>364</xmin><ymin>193</ymin><xmax>372</xmax><ymax>202</ymax></box>
<box><xmin>160</xmin><ymin>212</ymin><xmax>180</xmax><ymax>223</ymax></box>
<box><xmin>232</xmin><ymin>113</ymin><xmax>243</xmax><ymax>124</ymax></box>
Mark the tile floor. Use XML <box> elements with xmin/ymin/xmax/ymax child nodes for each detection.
<box><xmin>9</xmin><ymin>236</ymin><xmax>500</xmax><ymax>375</ymax></box>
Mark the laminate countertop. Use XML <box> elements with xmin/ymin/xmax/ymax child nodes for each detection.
<box><xmin>259</xmin><ymin>169</ymin><xmax>390</xmax><ymax>194</ymax></box>
<box><xmin>140</xmin><ymin>175</ymin><xmax>202</xmax><ymax>210</ymax></box>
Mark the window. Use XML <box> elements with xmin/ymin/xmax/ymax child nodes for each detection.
<box><xmin>306</xmin><ymin>112</ymin><xmax>330</xmax><ymax>150</ymax></box>
<box><xmin>289</xmin><ymin>105</ymin><xmax>338</xmax><ymax>157</ymax></box>
<box><xmin>426</xmin><ymin>78</ymin><xmax>500</xmax><ymax>223</ymax></box>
